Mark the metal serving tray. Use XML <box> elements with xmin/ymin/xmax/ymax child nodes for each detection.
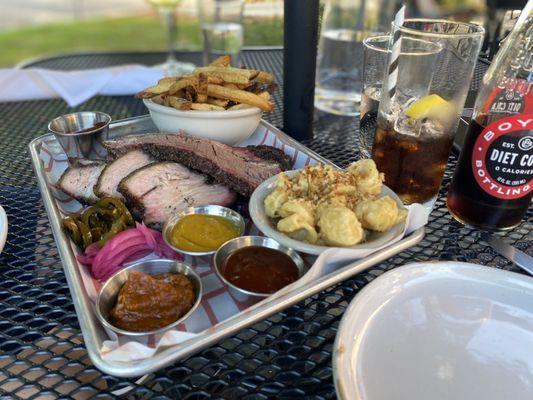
<box><xmin>29</xmin><ymin>115</ymin><xmax>425</xmax><ymax>377</ymax></box>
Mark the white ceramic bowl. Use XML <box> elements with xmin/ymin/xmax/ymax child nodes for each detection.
<box><xmin>143</xmin><ymin>99</ymin><xmax>263</xmax><ymax>145</ymax></box>
<box><xmin>249</xmin><ymin>170</ymin><xmax>406</xmax><ymax>255</ymax></box>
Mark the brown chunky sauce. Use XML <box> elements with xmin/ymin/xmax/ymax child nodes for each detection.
<box><xmin>109</xmin><ymin>271</ymin><xmax>195</xmax><ymax>332</ymax></box>
<box><xmin>222</xmin><ymin>246</ymin><xmax>299</xmax><ymax>294</ymax></box>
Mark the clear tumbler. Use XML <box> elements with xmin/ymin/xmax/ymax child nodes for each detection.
<box><xmin>314</xmin><ymin>0</ymin><xmax>397</xmax><ymax>116</ymax></box>
<box><xmin>372</xmin><ymin>20</ymin><xmax>484</xmax><ymax>205</ymax></box>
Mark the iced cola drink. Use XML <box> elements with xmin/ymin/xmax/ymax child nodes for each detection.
<box><xmin>372</xmin><ymin>98</ymin><xmax>454</xmax><ymax>204</ymax></box>
<box><xmin>372</xmin><ymin>19</ymin><xmax>484</xmax><ymax>205</ymax></box>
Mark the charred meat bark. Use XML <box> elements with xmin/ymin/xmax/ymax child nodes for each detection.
<box><xmin>246</xmin><ymin>145</ymin><xmax>292</xmax><ymax>171</ymax></box>
<box><xmin>57</xmin><ymin>161</ymin><xmax>106</xmax><ymax>204</ymax></box>
<box><xmin>94</xmin><ymin>150</ymin><xmax>153</xmax><ymax>200</ymax></box>
<box><xmin>119</xmin><ymin>162</ymin><xmax>236</xmax><ymax>228</ymax></box>
<box><xmin>104</xmin><ymin>133</ymin><xmax>292</xmax><ymax>196</ymax></box>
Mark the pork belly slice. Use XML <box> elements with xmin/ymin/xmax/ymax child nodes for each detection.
<box><xmin>104</xmin><ymin>132</ymin><xmax>292</xmax><ymax>196</ymax></box>
<box><xmin>57</xmin><ymin>161</ymin><xmax>106</xmax><ymax>204</ymax></box>
<box><xmin>119</xmin><ymin>162</ymin><xmax>236</xmax><ymax>228</ymax></box>
<box><xmin>94</xmin><ymin>150</ymin><xmax>153</xmax><ymax>200</ymax></box>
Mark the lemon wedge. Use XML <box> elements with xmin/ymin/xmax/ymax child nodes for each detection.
<box><xmin>405</xmin><ymin>94</ymin><xmax>455</xmax><ymax>121</ymax></box>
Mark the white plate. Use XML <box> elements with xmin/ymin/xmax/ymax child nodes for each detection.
<box><xmin>333</xmin><ymin>261</ymin><xmax>533</xmax><ymax>400</ymax></box>
<box><xmin>249</xmin><ymin>170</ymin><xmax>406</xmax><ymax>255</ymax></box>
<box><xmin>0</xmin><ymin>206</ymin><xmax>7</xmax><ymax>254</ymax></box>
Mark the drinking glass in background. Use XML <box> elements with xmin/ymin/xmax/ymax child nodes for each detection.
<box><xmin>359</xmin><ymin>35</ymin><xmax>389</xmax><ymax>158</ymax></box>
<box><xmin>198</xmin><ymin>0</ymin><xmax>245</xmax><ymax>66</ymax></box>
<box><xmin>147</xmin><ymin>0</ymin><xmax>196</xmax><ymax>75</ymax></box>
<box><xmin>372</xmin><ymin>20</ymin><xmax>484</xmax><ymax>206</ymax></box>
<box><xmin>314</xmin><ymin>0</ymin><xmax>398</xmax><ymax>116</ymax></box>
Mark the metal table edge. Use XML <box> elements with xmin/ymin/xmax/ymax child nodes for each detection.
<box><xmin>28</xmin><ymin>134</ymin><xmax>109</xmax><ymax>371</ymax></box>
<box><xmin>16</xmin><ymin>47</ymin><xmax>283</xmax><ymax>69</ymax></box>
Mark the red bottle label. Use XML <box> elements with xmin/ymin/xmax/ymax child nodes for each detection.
<box><xmin>471</xmin><ymin>114</ymin><xmax>533</xmax><ymax>199</ymax></box>
<box><xmin>482</xmin><ymin>77</ymin><xmax>533</xmax><ymax>117</ymax></box>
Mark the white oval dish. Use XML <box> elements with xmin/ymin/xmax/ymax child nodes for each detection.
<box><xmin>0</xmin><ymin>206</ymin><xmax>7</xmax><ymax>254</ymax></box>
<box><xmin>333</xmin><ymin>261</ymin><xmax>533</xmax><ymax>400</ymax></box>
<box><xmin>248</xmin><ymin>170</ymin><xmax>406</xmax><ymax>255</ymax></box>
<box><xmin>143</xmin><ymin>98</ymin><xmax>262</xmax><ymax>145</ymax></box>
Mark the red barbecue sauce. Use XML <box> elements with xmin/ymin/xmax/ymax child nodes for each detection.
<box><xmin>222</xmin><ymin>246</ymin><xmax>299</xmax><ymax>294</ymax></box>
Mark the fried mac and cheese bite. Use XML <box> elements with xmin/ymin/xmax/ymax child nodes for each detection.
<box><xmin>263</xmin><ymin>160</ymin><xmax>407</xmax><ymax>247</ymax></box>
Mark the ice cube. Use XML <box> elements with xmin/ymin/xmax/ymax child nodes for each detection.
<box><xmin>394</xmin><ymin>111</ymin><xmax>421</xmax><ymax>137</ymax></box>
<box><xmin>365</xmin><ymin>86</ymin><xmax>382</xmax><ymax>102</ymax></box>
<box><xmin>421</xmin><ymin>118</ymin><xmax>446</xmax><ymax>137</ymax></box>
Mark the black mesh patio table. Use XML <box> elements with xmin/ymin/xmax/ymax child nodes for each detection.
<box><xmin>0</xmin><ymin>49</ymin><xmax>531</xmax><ymax>399</ymax></box>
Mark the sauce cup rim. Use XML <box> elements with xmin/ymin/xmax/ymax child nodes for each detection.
<box><xmin>95</xmin><ymin>258</ymin><xmax>203</xmax><ymax>336</ymax></box>
<box><xmin>162</xmin><ymin>205</ymin><xmax>246</xmax><ymax>257</ymax></box>
<box><xmin>213</xmin><ymin>236</ymin><xmax>306</xmax><ymax>298</ymax></box>
<box><xmin>48</xmin><ymin>111</ymin><xmax>112</xmax><ymax>136</ymax></box>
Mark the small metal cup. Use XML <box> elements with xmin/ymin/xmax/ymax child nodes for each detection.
<box><xmin>162</xmin><ymin>205</ymin><xmax>246</xmax><ymax>256</ymax></box>
<box><xmin>213</xmin><ymin>236</ymin><xmax>306</xmax><ymax>302</ymax></box>
<box><xmin>96</xmin><ymin>258</ymin><xmax>203</xmax><ymax>336</ymax></box>
<box><xmin>48</xmin><ymin>111</ymin><xmax>111</xmax><ymax>161</ymax></box>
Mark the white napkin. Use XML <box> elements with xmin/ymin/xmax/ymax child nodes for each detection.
<box><xmin>0</xmin><ymin>65</ymin><xmax>170</xmax><ymax>107</ymax></box>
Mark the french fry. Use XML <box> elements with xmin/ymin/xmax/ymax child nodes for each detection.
<box><xmin>227</xmin><ymin>103</ymin><xmax>253</xmax><ymax>111</ymax></box>
<box><xmin>206</xmin><ymin>97</ymin><xmax>230</xmax><ymax>108</ymax></box>
<box><xmin>168</xmin><ymin>76</ymin><xmax>197</xmax><ymax>95</ymax></box>
<box><xmin>172</xmin><ymin>89</ymin><xmax>185</xmax><ymax>98</ymax></box>
<box><xmin>196</xmin><ymin>73</ymin><xmax>208</xmax><ymax>103</ymax></box>
<box><xmin>223</xmin><ymin>83</ymin><xmax>240</xmax><ymax>90</ymax></box>
<box><xmin>227</xmin><ymin>92</ymin><xmax>269</xmax><ymax>110</ymax></box>
<box><xmin>207</xmin><ymin>76</ymin><xmax>224</xmax><ymax>85</ymax></box>
<box><xmin>135</xmin><ymin>77</ymin><xmax>178</xmax><ymax>98</ymax></box>
<box><xmin>138</xmin><ymin>54</ymin><xmax>276</xmax><ymax>112</ymax></box>
<box><xmin>208</xmin><ymin>55</ymin><xmax>231</xmax><ymax>67</ymax></box>
<box><xmin>190</xmin><ymin>103</ymin><xmax>226</xmax><ymax>111</ymax></box>
<box><xmin>207</xmin><ymin>84</ymin><xmax>273</xmax><ymax>112</ymax></box>
<box><xmin>258</xmin><ymin>91</ymin><xmax>271</xmax><ymax>101</ymax></box>
<box><xmin>194</xmin><ymin>66</ymin><xmax>258</xmax><ymax>81</ymax></box>
<box><xmin>151</xmin><ymin>95</ymin><xmax>165</xmax><ymax>105</ymax></box>
<box><xmin>158</xmin><ymin>76</ymin><xmax>180</xmax><ymax>85</ymax></box>
<box><xmin>168</xmin><ymin>75</ymin><xmax>224</xmax><ymax>95</ymax></box>
<box><xmin>254</xmin><ymin>71</ymin><xmax>274</xmax><ymax>84</ymax></box>
<box><xmin>167</xmin><ymin>96</ymin><xmax>192</xmax><ymax>110</ymax></box>
<box><xmin>243</xmin><ymin>81</ymin><xmax>260</xmax><ymax>93</ymax></box>
<box><xmin>195</xmin><ymin>70</ymin><xmax>250</xmax><ymax>85</ymax></box>
<box><xmin>184</xmin><ymin>86</ymin><xmax>196</xmax><ymax>102</ymax></box>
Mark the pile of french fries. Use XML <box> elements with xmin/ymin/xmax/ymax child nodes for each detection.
<box><xmin>136</xmin><ymin>55</ymin><xmax>276</xmax><ymax>112</ymax></box>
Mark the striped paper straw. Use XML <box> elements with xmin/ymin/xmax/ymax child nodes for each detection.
<box><xmin>387</xmin><ymin>5</ymin><xmax>406</xmax><ymax>99</ymax></box>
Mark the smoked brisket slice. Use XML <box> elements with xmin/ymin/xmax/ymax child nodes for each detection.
<box><xmin>94</xmin><ymin>150</ymin><xmax>153</xmax><ymax>200</ymax></box>
<box><xmin>57</xmin><ymin>161</ymin><xmax>106</xmax><ymax>204</ymax></box>
<box><xmin>104</xmin><ymin>133</ymin><xmax>291</xmax><ymax>196</ymax></box>
<box><xmin>118</xmin><ymin>162</ymin><xmax>236</xmax><ymax>229</ymax></box>
<box><xmin>246</xmin><ymin>145</ymin><xmax>292</xmax><ymax>171</ymax></box>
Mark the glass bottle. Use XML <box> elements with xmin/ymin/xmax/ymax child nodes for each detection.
<box><xmin>447</xmin><ymin>0</ymin><xmax>533</xmax><ymax>230</ymax></box>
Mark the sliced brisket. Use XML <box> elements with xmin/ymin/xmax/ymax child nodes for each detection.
<box><xmin>94</xmin><ymin>150</ymin><xmax>153</xmax><ymax>200</ymax></box>
<box><xmin>118</xmin><ymin>162</ymin><xmax>236</xmax><ymax>228</ymax></box>
<box><xmin>104</xmin><ymin>133</ymin><xmax>292</xmax><ymax>196</ymax></box>
<box><xmin>246</xmin><ymin>145</ymin><xmax>292</xmax><ymax>170</ymax></box>
<box><xmin>57</xmin><ymin>161</ymin><xmax>106</xmax><ymax>204</ymax></box>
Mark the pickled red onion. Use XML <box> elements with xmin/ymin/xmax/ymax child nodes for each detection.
<box><xmin>77</xmin><ymin>223</ymin><xmax>182</xmax><ymax>281</ymax></box>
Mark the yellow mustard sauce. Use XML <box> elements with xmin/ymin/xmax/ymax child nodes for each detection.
<box><xmin>170</xmin><ymin>214</ymin><xmax>240</xmax><ymax>252</ymax></box>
